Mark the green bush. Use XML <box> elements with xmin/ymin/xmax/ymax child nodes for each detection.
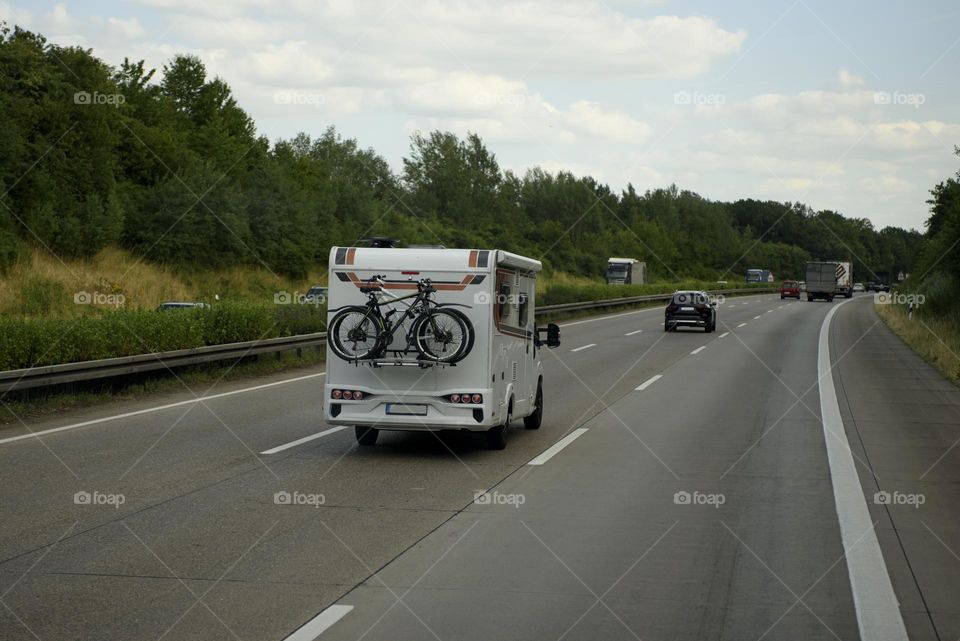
<box><xmin>0</xmin><ymin>303</ymin><xmax>301</xmax><ymax>370</ymax></box>
<box><xmin>16</xmin><ymin>276</ymin><xmax>67</xmax><ymax>316</ymax></box>
<box><xmin>275</xmin><ymin>304</ymin><xmax>327</xmax><ymax>335</ymax></box>
<box><xmin>199</xmin><ymin>303</ymin><xmax>278</xmax><ymax>345</ymax></box>
<box><xmin>0</xmin><ymin>230</ymin><xmax>21</xmax><ymax>273</ymax></box>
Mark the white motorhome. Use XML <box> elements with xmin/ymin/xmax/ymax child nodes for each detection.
<box><xmin>323</xmin><ymin>246</ymin><xmax>560</xmax><ymax>449</ymax></box>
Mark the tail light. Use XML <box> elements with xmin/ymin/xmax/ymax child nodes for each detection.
<box><xmin>332</xmin><ymin>389</ymin><xmax>365</xmax><ymax>400</ymax></box>
<box><xmin>666</xmin><ymin>303</ymin><xmax>678</xmax><ymax>312</ymax></box>
<box><xmin>450</xmin><ymin>393</ymin><xmax>482</xmax><ymax>404</ymax></box>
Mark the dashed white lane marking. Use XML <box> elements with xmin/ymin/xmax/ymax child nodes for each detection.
<box><xmin>571</xmin><ymin>343</ymin><xmax>596</xmax><ymax>352</ymax></box>
<box><xmin>528</xmin><ymin>428</ymin><xmax>589</xmax><ymax>465</ymax></box>
<box><xmin>284</xmin><ymin>604</ymin><xmax>353</xmax><ymax>640</ymax></box>
<box><xmin>737</xmin><ymin>323</ymin><xmax>748</xmax><ymax>328</ymax></box>
<box><xmin>624</xmin><ymin>329</ymin><xmax>644</xmax><ymax>336</ymax></box>
<box><xmin>817</xmin><ymin>299</ymin><xmax>908</xmax><ymax>641</ymax></box>
<box><xmin>719</xmin><ymin>332</ymin><xmax>729</xmax><ymax>338</ymax></box>
<box><xmin>635</xmin><ymin>374</ymin><xmax>663</xmax><ymax>391</ymax></box>
<box><xmin>690</xmin><ymin>346</ymin><xmax>706</xmax><ymax>355</ymax></box>
<box><xmin>261</xmin><ymin>426</ymin><xmax>350</xmax><ymax>455</ymax></box>
<box><xmin>0</xmin><ymin>372</ymin><xmax>327</xmax><ymax>446</ymax></box>
<box><xmin>753</xmin><ymin>315</ymin><xmax>762</xmax><ymax>320</ymax></box>
<box><xmin>766</xmin><ymin>309</ymin><xmax>774</xmax><ymax>313</ymax></box>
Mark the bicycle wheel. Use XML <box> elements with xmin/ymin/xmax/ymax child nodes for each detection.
<box><xmin>329</xmin><ymin>306</ymin><xmax>385</xmax><ymax>361</ymax></box>
<box><xmin>413</xmin><ymin>308</ymin><xmax>474</xmax><ymax>363</ymax></box>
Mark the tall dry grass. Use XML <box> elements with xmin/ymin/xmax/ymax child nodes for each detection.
<box><xmin>0</xmin><ymin>246</ymin><xmax>327</xmax><ymax>317</ymax></box>
<box><xmin>875</xmin><ymin>304</ymin><xmax>960</xmax><ymax>386</ymax></box>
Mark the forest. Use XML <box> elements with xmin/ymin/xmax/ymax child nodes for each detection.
<box><xmin>0</xmin><ymin>24</ymin><xmax>931</xmax><ymax>288</ymax></box>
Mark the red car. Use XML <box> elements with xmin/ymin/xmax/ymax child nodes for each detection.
<box><xmin>780</xmin><ymin>280</ymin><xmax>800</xmax><ymax>299</ymax></box>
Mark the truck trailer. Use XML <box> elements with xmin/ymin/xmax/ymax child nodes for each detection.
<box><xmin>324</xmin><ymin>246</ymin><xmax>560</xmax><ymax>450</ymax></box>
<box><xmin>746</xmin><ymin>268</ymin><xmax>774</xmax><ymax>283</ymax></box>
<box><xmin>834</xmin><ymin>261</ymin><xmax>853</xmax><ymax>298</ymax></box>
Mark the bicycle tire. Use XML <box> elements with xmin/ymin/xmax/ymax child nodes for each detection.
<box><xmin>329</xmin><ymin>306</ymin><xmax>386</xmax><ymax>361</ymax></box>
<box><xmin>413</xmin><ymin>308</ymin><xmax>474</xmax><ymax>363</ymax></box>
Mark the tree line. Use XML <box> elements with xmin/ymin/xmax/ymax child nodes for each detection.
<box><xmin>0</xmin><ymin>25</ymin><xmax>929</xmax><ymax>286</ymax></box>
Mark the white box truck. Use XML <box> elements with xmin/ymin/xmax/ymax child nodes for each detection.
<box><xmin>606</xmin><ymin>258</ymin><xmax>646</xmax><ymax>285</ymax></box>
<box><xmin>323</xmin><ymin>246</ymin><xmax>560</xmax><ymax>450</ymax></box>
<box><xmin>805</xmin><ymin>261</ymin><xmax>839</xmax><ymax>302</ymax></box>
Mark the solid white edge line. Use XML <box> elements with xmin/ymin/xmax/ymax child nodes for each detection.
<box><xmin>690</xmin><ymin>346</ymin><xmax>706</xmax><ymax>355</ymax></box>
<box><xmin>635</xmin><ymin>374</ymin><xmax>662</xmax><ymax>391</ymax></box>
<box><xmin>818</xmin><ymin>299</ymin><xmax>908</xmax><ymax>641</ymax></box>
<box><xmin>284</xmin><ymin>604</ymin><xmax>353</xmax><ymax>641</ymax></box>
<box><xmin>719</xmin><ymin>332</ymin><xmax>729</xmax><ymax>338</ymax></box>
<box><xmin>0</xmin><ymin>372</ymin><xmax>328</xmax><ymax>445</ymax></box>
<box><xmin>528</xmin><ymin>428</ymin><xmax>589</xmax><ymax>466</ymax></box>
<box><xmin>624</xmin><ymin>329</ymin><xmax>644</xmax><ymax>336</ymax></box>
<box><xmin>261</xmin><ymin>426</ymin><xmax>351</xmax><ymax>455</ymax></box>
<box><xmin>570</xmin><ymin>343</ymin><xmax>596</xmax><ymax>352</ymax></box>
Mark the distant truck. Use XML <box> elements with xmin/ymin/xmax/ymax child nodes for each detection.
<box><xmin>805</xmin><ymin>261</ymin><xmax>839</xmax><ymax>302</ymax></box>
<box><xmin>606</xmin><ymin>258</ymin><xmax>646</xmax><ymax>285</ymax></box>
<box><xmin>746</xmin><ymin>269</ymin><xmax>774</xmax><ymax>284</ymax></box>
<box><xmin>834</xmin><ymin>261</ymin><xmax>853</xmax><ymax>298</ymax></box>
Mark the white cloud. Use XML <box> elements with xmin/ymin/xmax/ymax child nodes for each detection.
<box><xmin>860</xmin><ymin>176</ymin><xmax>913</xmax><ymax>194</ymax></box>
<box><xmin>838</xmin><ymin>69</ymin><xmax>864</xmax><ymax>88</ymax></box>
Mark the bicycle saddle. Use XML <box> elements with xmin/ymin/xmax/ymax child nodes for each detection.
<box><xmin>359</xmin><ymin>286</ymin><xmax>381</xmax><ymax>294</ymax></box>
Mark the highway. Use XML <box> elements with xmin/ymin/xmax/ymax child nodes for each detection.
<box><xmin>1</xmin><ymin>293</ymin><xmax>959</xmax><ymax>641</ymax></box>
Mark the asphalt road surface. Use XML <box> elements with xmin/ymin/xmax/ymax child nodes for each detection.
<box><xmin>2</xmin><ymin>293</ymin><xmax>959</xmax><ymax>641</ymax></box>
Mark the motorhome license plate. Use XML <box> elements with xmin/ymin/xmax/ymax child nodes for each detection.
<box><xmin>386</xmin><ymin>403</ymin><xmax>428</xmax><ymax>416</ymax></box>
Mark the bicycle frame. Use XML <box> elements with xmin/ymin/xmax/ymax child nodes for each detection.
<box><xmin>358</xmin><ymin>282</ymin><xmax>443</xmax><ymax>355</ymax></box>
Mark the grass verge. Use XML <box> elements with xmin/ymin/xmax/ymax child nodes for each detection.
<box><xmin>875</xmin><ymin>304</ymin><xmax>960</xmax><ymax>387</ymax></box>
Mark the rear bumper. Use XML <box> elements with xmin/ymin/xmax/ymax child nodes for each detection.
<box><xmin>665</xmin><ymin>313</ymin><xmax>709</xmax><ymax>327</ymax></box>
<box><xmin>323</xmin><ymin>385</ymin><xmax>499</xmax><ymax>431</ymax></box>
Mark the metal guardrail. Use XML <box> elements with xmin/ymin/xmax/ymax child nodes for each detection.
<box><xmin>534</xmin><ymin>287</ymin><xmax>776</xmax><ymax>314</ymax></box>
<box><xmin>0</xmin><ymin>333</ymin><xmax>326</xmax><ymax>393</ymax></box>
<box><xmin>0</xmin><ymin>288</ymin><xmax>775</xmax><ymax>393</ymax></box>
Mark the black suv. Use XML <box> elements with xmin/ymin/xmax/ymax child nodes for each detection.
<box><xmin>665</xmin><ymin>290</ymin><xmax>717</xmax><ymax>333</ymax></box>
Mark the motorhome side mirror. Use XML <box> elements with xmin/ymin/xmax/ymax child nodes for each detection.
<box><xmin>536</xmin><ymin>323</ymin><xmax>561</xmax><ymax>348</ymax></box>
<box><xmin>547</xmin><ymin>323</ymin><xmax>561</xmax><ymax>347</ymax></box>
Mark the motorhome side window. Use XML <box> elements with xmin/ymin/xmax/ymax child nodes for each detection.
<box><xmin>518</xmin><ymin>292</ymin><xmax>529</xmax><ymax>326</ymax></box>
<box><xmin>498</xmin><ymin>279</ymin><xmax>511</xmax><ymax>322</ymax></box>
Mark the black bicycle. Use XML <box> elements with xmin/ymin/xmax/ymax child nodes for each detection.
<box><xmin>328</xmin><ymin>275</ymin><xmax>475</xmax><ymax>363</ymax></box>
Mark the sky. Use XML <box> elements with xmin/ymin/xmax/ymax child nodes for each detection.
<box><xmin>3</xmin><ymin>0</ymin><xmax>959</xmax><ymax>233</ymax></box>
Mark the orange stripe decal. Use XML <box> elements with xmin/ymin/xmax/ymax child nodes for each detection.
<box><xmin>345</xmin><ymin>248</ymin><xmax>356</xmax><ymax>265</ymax></box>
<box><xmin>468</xmin><ymin>250</ymin><xmax>478</xmax><ymax>267</ymax></box>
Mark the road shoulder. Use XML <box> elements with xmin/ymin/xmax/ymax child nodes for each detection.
<box><xmin>833</xmin><ymin>297</ymin><xmax>960</xmax><ymax>641</ymax></box>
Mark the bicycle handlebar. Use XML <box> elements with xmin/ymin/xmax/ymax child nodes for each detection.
<box><xmin>364</xmin><ymin>275</ymin><xmax>435</xmax><ymax>295</ymax></box>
